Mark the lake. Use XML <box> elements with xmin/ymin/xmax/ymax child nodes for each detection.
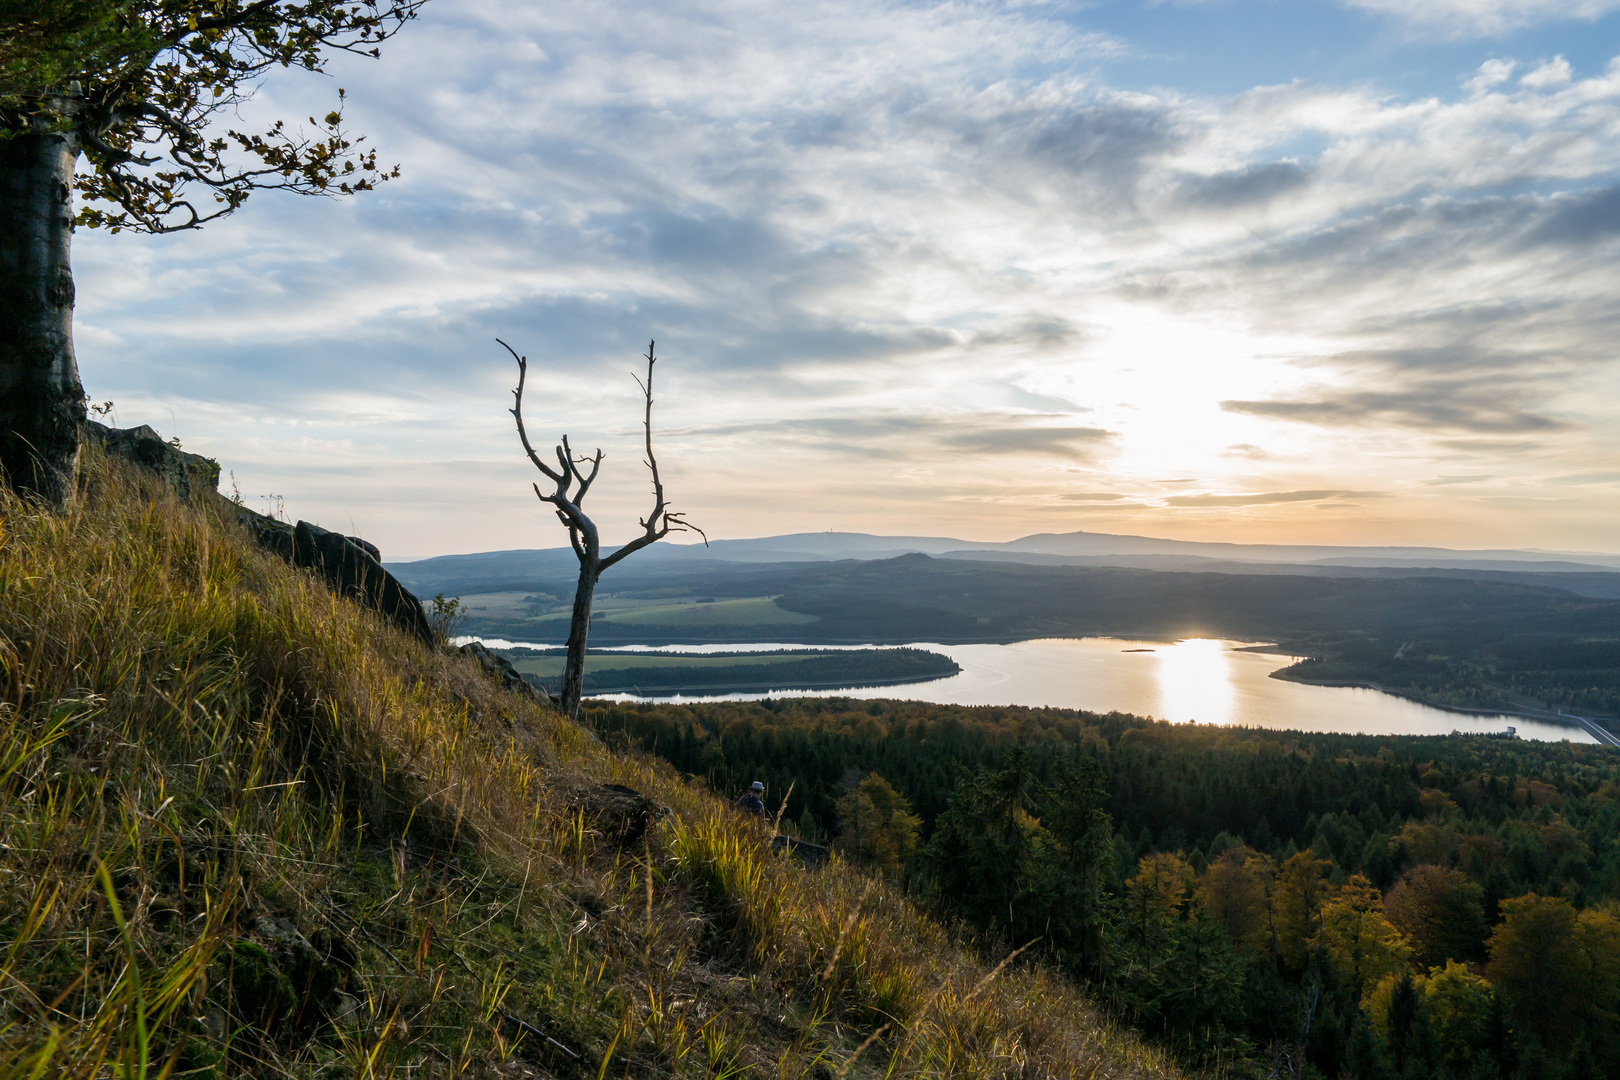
<box><xmin>472</xmin><ymin>636</ymin><xmax>1595</xmax><ymax>744</ymax></box>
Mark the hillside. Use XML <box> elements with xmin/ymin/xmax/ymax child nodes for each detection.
<box><xmin>0</xmin><ymin>447</ymin><xmax>1177</xmax><ymax>1079</ymax></box>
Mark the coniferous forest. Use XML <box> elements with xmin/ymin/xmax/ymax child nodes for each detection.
<box><xmin>586</xmin><ymin>697</ymin><xmax>1620</xmax><ymax>1078</ymax></box>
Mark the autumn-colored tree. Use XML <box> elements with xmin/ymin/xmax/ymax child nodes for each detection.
<box><xmin>1383</xmin><ymin>864</ymin><xmax>1486</xmax><ymax>969</ymax></box>
<box><xmin>1198</xmin><ymin>845</ymin><xmax>1271</xmax><ymax>950</ymax></box>
<box><xmin>1362</xmin><ymin>970</ymin><xmax>1417</xmax><ymax>1044</ymax></box>
<box><xmin>1538</xmin><ymin>816</ymin><xmax>1587</xmax><ymax>861</ymax></box>
<box><xmin>834</xmin><ymin>771</ymin><xmax>921</xmax><ymax>876</ymax></box>
<box><xmin>1381</xmin><ymin>972</ymin><xmax>1437</xmax><ymax>1076</ymax></box>
<box><xmin>1486</xmin><ymin>893</ymin><xmax>1620</xmax><ymax>1047</ymax></box>
<box><xmin>1</xmin><ymin>0</ymin><xmax>421</xmax><ymax>503</ymax></box>
<box><xmin>1316</xmin><ymin>874</ymin><xmax>1411</xmax><ymax>995</ymax></box>
<box><xmin>1393</xmin><ymin>819</ymin><xmax>1460</xmax><ymax>866</ymax></box>
<box><xmin>1422</xmin><ymin>960</ymin><xmax>1495</xmax><ymax>1077</ymax></box>
<box><xmin>1270</xmin><ymin>851</ymin><xmax>1330</xmax><ymax>968</ymax></box>
<box><xmin>1126</xmin><ymin>851</ymin><xmax>1195</xmax><ymax>928</ymax></box>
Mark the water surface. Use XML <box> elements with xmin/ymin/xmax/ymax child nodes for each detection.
<box><xmin>474</xmin><ymin>636</ymin><xmax>1593</xmax><ymax>744</ymax></box>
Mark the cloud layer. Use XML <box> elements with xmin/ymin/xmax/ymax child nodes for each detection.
<box><xmin>70</xmin><ymin>0</ymin><xmax>1620</xmax><ymax>557</ymax></box>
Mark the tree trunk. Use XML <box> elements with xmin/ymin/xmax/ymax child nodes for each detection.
<box><xmin>0</xmin><ymin>129</ymin><xmax>84</xmax><ymax>505</ymax></box>
<box><xmin>560</xmin><ymin>557</ymin><xmax>600</xmax><ymax>720</ymax></box>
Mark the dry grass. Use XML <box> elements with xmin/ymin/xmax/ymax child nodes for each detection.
<box><xmin>0</xmin><ymin>447</ymin><xmax>1185</xmax><ymax>1080</ymax></box>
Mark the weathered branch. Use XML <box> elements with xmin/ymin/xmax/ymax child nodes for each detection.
<box><xmin>499</xmin><ymin>339</ymin><xmax>566</xmax><ymax>484</ymax></box>
<box><xmin>600</xmin><ymin>341</ymin><xmax>707</xmax><ymax>573</ymax></box>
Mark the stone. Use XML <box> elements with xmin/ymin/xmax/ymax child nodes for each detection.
<box><xmin>460</xmin><ymin>641</ymin><xmax>551</xmax><ymax>706</ymax></box>
<box><xmin>570</xmin><ymin>783</ymin><xmax>670</xmax><ymax>848</ymax></box>
<box><xmin>291</xmin><ymin>520</ymin><xmax>436</xmax><ymax>646</ymax></box>
<box><xmin>230</xmin><ymin>505</ymin><xmax>433</xmax><ymax>644</ymax></box>
<box><xmin>83</xmin><ymin>420</ymin><xmax>220</xmax><ymax>500</ymax></box>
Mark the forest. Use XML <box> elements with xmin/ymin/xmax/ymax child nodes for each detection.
<box><xmin>585</xmin><ymin>697</ymin><xmax>1620</xmax><ymax>1078</ymax></box>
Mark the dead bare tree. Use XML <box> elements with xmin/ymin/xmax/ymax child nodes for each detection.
<box><xmin>501</xmin><ymin>338</ymin><xmax>705</xmax><ymax>720</ymax></box>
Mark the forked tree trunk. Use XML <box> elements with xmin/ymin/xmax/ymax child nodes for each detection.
<box><xmin>0</xmin><ymin>129</ymin><xmax>85</xmax><ymax>505</ymax></box>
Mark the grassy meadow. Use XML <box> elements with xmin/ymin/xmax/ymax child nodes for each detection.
<box><xmin>0</xmin><ymin>447</ymin><xmax>1178</xmax><ymax>1080</ymax></box>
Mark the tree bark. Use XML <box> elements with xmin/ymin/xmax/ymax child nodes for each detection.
<box><xmin>561</xmin><ymin>556</ymin><xmax>600</xmax><ymax>721</ymax></box>
<box><xmin>0</xmin><ymin>128</ymin><xmax>85</xmax><ymax>505</ymax></box>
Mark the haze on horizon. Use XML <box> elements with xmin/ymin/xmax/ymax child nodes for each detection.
<box><xmin>76</xmin><ymin>0</ymin><xmax>1620</xmax><ymax>561</ymax></box>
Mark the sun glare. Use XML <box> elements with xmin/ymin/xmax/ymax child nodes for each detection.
<box><xmin>1155</xmin><ymin>638</ymin><xmax>1236</xmax><ymax>725</ymax></box>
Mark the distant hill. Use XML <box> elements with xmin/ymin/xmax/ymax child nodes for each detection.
<box><xmin>390</xmin><ymin>527</ymin><xmax>1620</xmax><ymax>599</ymax></box>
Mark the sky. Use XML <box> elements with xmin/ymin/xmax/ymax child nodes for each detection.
<box><xmin>72</xmin><ymin>0</ymin><xmax>1620</xmax><ymax>560</ymax></box>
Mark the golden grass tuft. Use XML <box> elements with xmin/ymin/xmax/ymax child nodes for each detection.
<box><xmin>0</xmin><ymin>447</ymin><xmax>1184</xmax><ymax>1079</ymax></box>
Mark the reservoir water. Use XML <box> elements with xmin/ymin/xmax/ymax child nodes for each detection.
<box><xmin>474</xmin><ymin>636</ymin><xmax>1595</xmax><ymax>744</ymax></box>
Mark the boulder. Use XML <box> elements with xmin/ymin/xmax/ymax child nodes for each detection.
<box><xmin>84</xmin><ymin>421</ymin><xmax>220</xmax><ymax>500</ymax></box>
<box><xmin>460</xmin><ymin>641</ymin><xmax>552</xmax><ymax>706</ymax></box>
<box><xmin>291</xmin><ymin>520</ymin><xmax>436</xmax><ymax>646</ymax></box>
<box><xmin>231</xmin><ymin>506</ymin><xmax>433</xmax><ymax>644</ymax></box>
<box><xmin>570</xmin><ymin>783</ymin><xmax>669</xmax><ymax>848</ymax></box>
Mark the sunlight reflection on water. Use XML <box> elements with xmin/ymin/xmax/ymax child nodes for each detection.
<box><xmin>471</xmin><ymin>635</ymin><xmax>1597</xmax><ymax>744</ymax></box>
<box><xmin>1156</xmin><ymin>638</ymin><xmax>1236</xmax><ymax>725</ymax></box>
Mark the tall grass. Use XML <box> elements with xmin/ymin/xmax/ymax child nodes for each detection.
<box><xmin>0</xmin><ymin>448</ymin><xmax>1184</xmax><ymax>1079</ymax></box>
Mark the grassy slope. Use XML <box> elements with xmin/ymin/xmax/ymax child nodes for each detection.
<box><xmin>0</xmin><ymin>450</ymin><xmax>1178</xmax><ymax>1080</ymax></box>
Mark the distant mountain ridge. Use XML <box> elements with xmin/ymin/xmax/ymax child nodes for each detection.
<box><xmin>392</xmin><ymin>527</ymin><xmax>1620</xmax><ymax>582</ymax></box>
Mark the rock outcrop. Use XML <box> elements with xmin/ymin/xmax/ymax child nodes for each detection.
<box><xmin>84</xmin><ymin>421</ymin><xmax>220</xmax><ymax>500</ymax></box>
<box><xmin>460</xmin><ymin>640</ymin><xmax>551</xmax><ymax>706</ymax></box>
<box><xmin>86</xmin><ymin>420</ymin><xmax>435</xmax><ymax>646</ymax></box>
<box><xmin>570</xmin><ymin>783</ymin><xmax>670</xmax><ymax>848</ymax></box>
<box><xmin>235</xmin><ymin>510</ymin><xmax>435</xmax><ymax>646</ymax></box>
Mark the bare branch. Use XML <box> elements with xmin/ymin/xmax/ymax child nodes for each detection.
<box><xmin>501</xmin><ymin>339</ymin><xmax>566</xmax><ymax>484</ymax></box>
<box><xmin>598</xmin><ymin>340</ymin><xmax>708</xmax><ymax>573</ymax></box>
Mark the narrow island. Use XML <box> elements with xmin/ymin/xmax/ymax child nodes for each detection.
<box><xmin>492</xmin><ymin>645</ymin><xmax>961</xmax><ymax>696</ymax></box>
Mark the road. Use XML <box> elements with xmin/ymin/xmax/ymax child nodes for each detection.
<box><xmin>1559</xmin><ymin>712</ymin><xmax>1620</xmax><ymax>748</ymax></box>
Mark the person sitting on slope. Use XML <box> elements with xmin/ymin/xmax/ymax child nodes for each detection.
<box><xmin>735</xmin><ymin>780</ymin><xmax>766</xmax><ymax>818</ymax></box>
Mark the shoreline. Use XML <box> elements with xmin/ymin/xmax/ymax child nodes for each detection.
<box><xmin>1269</xmin><ymin>669</ymin><xmax>1620</xmax><ymax>744</ymax></box>
<box><xmin>572</xmin><ymin>671</ymin><xmax>961</xmax><ymax>698</ymax></box>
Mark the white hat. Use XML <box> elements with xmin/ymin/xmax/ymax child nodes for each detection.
<box><xmin>750</xmin><ymin>781</ymin><xmax>764</xmax><ymax>791</ymax></box>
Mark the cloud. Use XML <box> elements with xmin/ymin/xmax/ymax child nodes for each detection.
<box><xmin>1181</xmin><ymin>161</ymin><xmax>1311</xmax><ymax>208</ymax></box>
<box><xmin>693</xmin><ymin>411</ymin><xmax>1113</xmax><ymax>461</ymax></box>
<box><xmin>944</xmin><ymin>424</ymin><xmax>1114</xmax><ymax>457</ymax></box>
<box><xmin>1341</xmin><ymin>1</ymin><xmax>1620</xmax><ymax>36</ymax></box>
<box><xmin>1522</xmin><ymin>183</ymin><xmax>1620</xmax><ymax>247</ymax></box>
<box><xmin>1060</xmin><ymin>492</ymin><xmax>1127</xmax><ymax>501</ymax></box>
<box><xmin>1425</xmin><ymin>474</ymin><xmax>1497</xmax><ymax>485</ymax></box>
<box><xmin>1547</xmin><ymin>471</ymin><xmax>1620</xmax><ymax>484</ymax></box>
<box><xmin>1163</xmin><ymin>490</ymin><xmax>1380</xmax><ymax>507</ymax></box>
<box><xmin>65</xmin><ymin>0</ymin><xmax>1620</xmax><ymax>554</ymax></box>
<box><xmin>1222</xmin><ymin>389</ymin><xmax>1568</xmax><ymax>434</ymax></box>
